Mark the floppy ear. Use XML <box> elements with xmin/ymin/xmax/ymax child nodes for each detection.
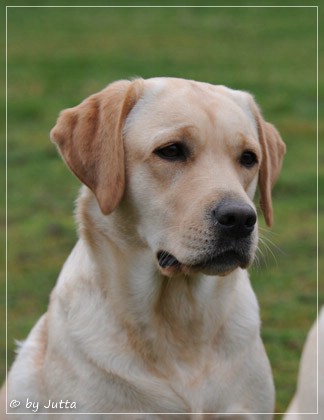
<box><xmin>251</xmin><ymin>101</ymin><xmax>286</xmax><ymax>227</ymax></box>
<box><xmin>50</xmin><ymin>80</ymin><xmax>143</xmax><ymax>214</ymax></box>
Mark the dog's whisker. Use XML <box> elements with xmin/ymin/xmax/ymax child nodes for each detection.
<box><xmin>258</xmin><ymin>237</ymin><xmax>278</xmax><ymax>266</ymax></box>
<box><xmin>254</xmin><ymin>244</ymin><xmax>268</xmax><ymax>270</ymax></box>
<box><xmin>258</xmin><ymin>226</ymin><xmax>280</xmax><ymax>238</ymax></box>
<box><xmin>252</xmin><ymin>251</ymin><xmax>262</xmax><ymax>271</ymax></box>
<box><xmin>260</xmin><ymin>234</ymin><xmax>285</xmax><ymax>255</ymax></box>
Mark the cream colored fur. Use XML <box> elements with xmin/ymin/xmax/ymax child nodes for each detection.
<box><xmin>1</xmin><ymin>78</ymin><xmax>286</xmax><ymax>419</ymax></box>
<box><xmin>283</xmin><ymin>308</ymin><xmax>323</xmax><ymax>419</ymax></box>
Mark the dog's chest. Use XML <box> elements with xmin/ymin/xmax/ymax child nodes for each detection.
<box><xmin>130</xmin><ymin>354</ymin><xmax>243</xmax><ymax>415</ymax></box>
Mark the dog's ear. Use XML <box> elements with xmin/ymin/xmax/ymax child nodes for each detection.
<box><xmin>250</xmin><ymin>99</ymin><xmax>286</xmax><ymax>227</ymax></box>
<box><xmin>50</xmin><ymin>80</ymin><xmax>143</xmax><ymax>214</ymax></box>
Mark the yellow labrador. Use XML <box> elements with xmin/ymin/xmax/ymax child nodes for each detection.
<box><xmin>3</xmin><ymin>78</ymin><xmax>285</xmax><ymax>419</ymax></box>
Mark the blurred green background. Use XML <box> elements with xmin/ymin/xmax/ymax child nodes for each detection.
<box><xmin>3</xmin><ymin>1</ymin><xmax>322</xmax><ymax>415</ymax></box>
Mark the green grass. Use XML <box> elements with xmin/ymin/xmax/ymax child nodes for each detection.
<box><xmin>2</xmin><ymin>3</ymin><xmax>321</xmax><ymax>415</ymax></box>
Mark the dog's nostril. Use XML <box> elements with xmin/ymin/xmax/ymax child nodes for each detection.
<box><xmin>217</xmin><ymin>213</ymin><xmax>236</xmax><ymax>227</ymax></box>
<box><xmin>246</xmin><ymin>214</ymin><xmax>257</xmax><ymax>228</ymax></box>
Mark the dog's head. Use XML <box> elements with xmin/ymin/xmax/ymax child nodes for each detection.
<box><xmin>51</xmin><ymin>78</ymin><xmax>285</xmax><ymax>277</ymax></box>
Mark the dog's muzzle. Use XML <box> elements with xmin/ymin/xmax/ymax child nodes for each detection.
<box><xmin>157</xmin><ymin>200</ymin><xmax>257</xmax><ymax>277</ymax></box>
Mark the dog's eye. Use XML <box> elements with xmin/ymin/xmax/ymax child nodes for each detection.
<box><xmin>240</xmin><ymin>151</ymin><xmax>258</xmax><ymax>168</ymax></box>
<box><xmin>155</xmin><ymin>143</ymin><xmax>188</xmax><ymax>161</ymax></box>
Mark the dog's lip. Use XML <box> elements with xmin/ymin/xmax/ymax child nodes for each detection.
<box><xmin>157</xmin><ymin>249</ymin><xmax>249</xmax><ymax>276</ymax></box>
<box><xmin>188</xmin><ymin>250</ymin><xmax>247</xmax><ymax>272</ymax></box>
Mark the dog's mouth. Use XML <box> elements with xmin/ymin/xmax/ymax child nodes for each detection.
<box><xmin>157</xmin><ymin>249</ymin><xmax>251</xmax><ymax>277</ymax></box>
<box><xmin>157</xmin><ymin>251</ymin><xmax>182</xmax><ymax>270</ymax></box>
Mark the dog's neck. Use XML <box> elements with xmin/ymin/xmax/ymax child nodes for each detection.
<box><xmin>76</xmin><ymin>189</ymin><xmax>246</xmax><ymax>370</ymax></box>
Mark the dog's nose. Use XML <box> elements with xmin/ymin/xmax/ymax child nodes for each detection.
<box><xmin>212</xmin><ymin>201</ymin><xmax>256</xmax><ymax>238</ymax></box>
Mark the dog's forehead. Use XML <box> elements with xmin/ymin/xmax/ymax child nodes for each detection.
<box><xmin>124</xmin><ymin>78</ymin><xmax>258</xmax><ymax>147</ymax></box>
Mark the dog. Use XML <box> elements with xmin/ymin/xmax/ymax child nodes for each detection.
<box><xmin>283</xmin><ymin>307</ymin><xmax>324</xmax><ymax>419</ymax></box>
<box><xmin>2</xmin><ymin>77</ymin><xmax>285</xmax><ymax>419</ymax></box>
